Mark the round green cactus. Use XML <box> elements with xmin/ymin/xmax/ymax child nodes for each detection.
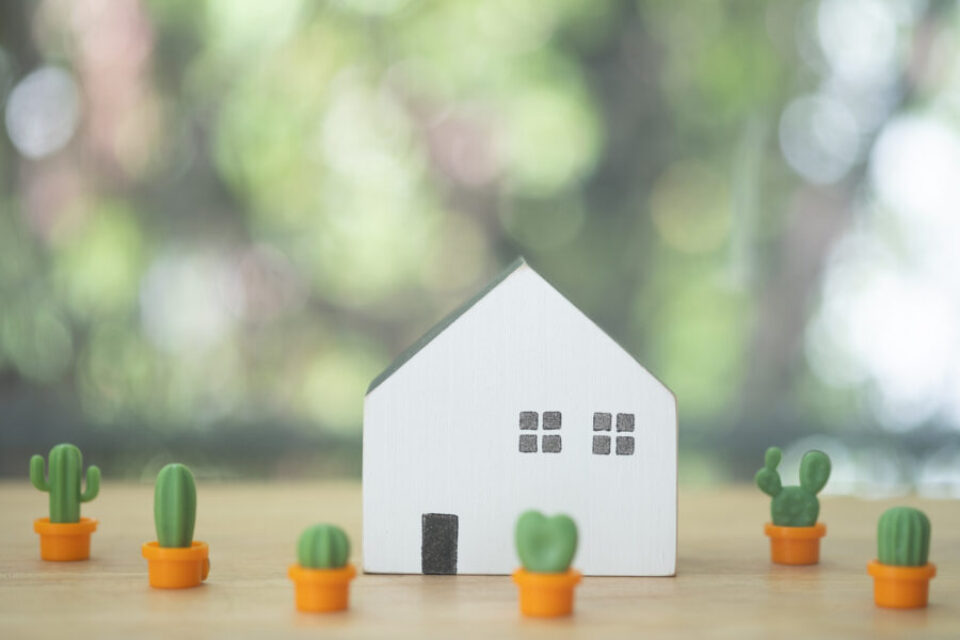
<box><xmin>154</xmin><ymin>463</ymin><xmax>197</xmax><ymax>548</ymax></box>
<box><xmin>755</xmin><ymin>446</ymin><xmax>831</xmax><ymax>527</ymax></box>
<box><xmin>515</xmin><ymin>510</ymin><xmax>578</xmax><ymax>573</ymax></box>
<box><xmin>297</xmin><ymin>524</ymin><xmax>350</xmax><ymax>569</ymax></box>
<box><xmin>878</xmin><ymin>507</ymin><xmax>930</xmax><ymax>567</ymax></box>
<box><xmin>30</xmin><ymin>443</ymin><xmax>100</xmax><ymax>523</ymax></box>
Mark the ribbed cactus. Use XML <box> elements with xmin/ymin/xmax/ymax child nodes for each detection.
<box><xmin>755</xmin><ymin>446</ymin><xmax>831</xmax><ymax>527</ymax></box>
<box><xmin>154</xmin><ymin>463</ymin><xmax>196</xmax><ymax>548</ymax></box>
<box><xmin>878</xmin><ymin>507</ymin><xmax>930</xmax><ymax>567</ymax></box>
<box><xmin>297</xmin><ymin>524</ymin><xmax>350</xmax><ymax>569</ymax></box>
<box><xmin>30</xmin><ymin>444</ymin><xmax>100</xmax><ymax>523</ymax></box>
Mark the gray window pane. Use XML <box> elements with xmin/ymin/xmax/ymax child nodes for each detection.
<box><xmin>542</xmin><ymin>434</ymin><xmax>562</xmax><ymax>453</ymax></box>
<box><xmin>519</xmin><ymin>434</ymin><xmax>538</xmax><ymax>453</ymax></box>
<box><xmin>519</xmin><ymin>411</ymin><xmax>538</xmax><ymax>430</ymax></box>
<box><xmin>543</xmin><ymin>411</ymin><xmax>561</xmax><ymax>430</ymax></box>
<box><xmin>616</xmin><ymin>413</ymin><xmax>635</xmax><ymax>432</ymax></box>
<box><xmin>593</xmin><ymin>412</ymin><xmax>612</xmax><ymax>431</ymax></box>
<box><xmin>616</xmin><ymin>436</ymin><xmax>635</xmax><ymax>455</ymax></box>
<box><xmin>593</xmin><ymin>435</ymin><xmax>611</xmax><ymax>455</ymax></box>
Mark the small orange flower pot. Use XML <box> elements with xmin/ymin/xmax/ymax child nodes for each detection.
<box><xmin>867</xmin><ymin>560</ymin><xmax>936</xmax><ymax>609</ymax></box>
<box><xmin>34</xmin><ymin>517</ymin><xmax>98</xmax><ymax>561</ymax></box>
<box><xmin>288</xmin><ymin>564</ymin><xmax>356</xmax><ymax>612</ymax></box>
<box><xmin>512</xmin><ymin>568</ymin><xmax>582</xmax><ymax>618</ymax></box>
<box><xmin>765</xmin><ymin>522</ymin><xmax>826</xmax><ymax>565</ymax></box>
<box><xmin>142</xmin><ymin>541</ymin><xmax>210</xmax><ymax>589</ymax></box>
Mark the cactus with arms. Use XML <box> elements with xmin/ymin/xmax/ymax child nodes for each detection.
<box><xmin>30</xmin><ymin>444</ymin><xmax>100</xmax><ymax>523</ymax></box>
<box><xmin>297</xmin><ymin>524</ymin><xmax>350</xmax><ymax>569</ymax></box>
<box><xmin>755</xmin><ymin>446</ymin><xmax>831</xmax><ymax>527</ymax></box>
<box><xmin>878</xmin><ymin>507</ymin><xmax>930</xmax><ymax>567</ymax></box>
<box><xmin>154</xmin><ymin>463</ymin><xmax>197</xmax><ymax>548</ymax></box>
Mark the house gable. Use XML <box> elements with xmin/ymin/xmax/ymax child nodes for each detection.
<box><xmin>366</xmin><ymin>257</ymin><xmax>674</xmax><ymax>402</ymax></box>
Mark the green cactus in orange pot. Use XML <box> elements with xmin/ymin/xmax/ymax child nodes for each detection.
<box><xmin>30</xmin><ymin>444</ymin><xmax>100</xmax><ymax>523</ymax></box>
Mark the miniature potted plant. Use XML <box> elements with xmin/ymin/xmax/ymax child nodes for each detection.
<box><xmin>142</xmin><ymin>463</ymin><xmax>210</xmax><ymax>589</ymax></box>
<box><xmin>755</xmin><ymin>446</ymin><xmax>831</xmax><ymax>565</ymax></box>
<box><xmin>288</xmin><ymin>523</ymin><xmax>356</xmax><ymax>612</ymax></box>
<box><xmin>30</xmin><ymin>444</ymin><xmax>100</xmax><ymax>561</ymax></box>
<box><xmin>867</xmin><ymin>507</ymin><xmax>936</xmax><ymax>609</ymax></box>
<box><xmin>512</xmin><ymin>510</ymin><xmax>581</xmax><ymax>618</ymax></box>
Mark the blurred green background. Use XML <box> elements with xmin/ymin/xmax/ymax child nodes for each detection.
<box><xmin>2</xmin><ymin>0</ymin><xmax>960</xmax><ymax>492</ymax></box>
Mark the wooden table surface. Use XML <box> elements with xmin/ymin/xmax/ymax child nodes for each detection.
<box><xmin>1</xmin><ymin>481</ymin><xmax>957</xmax><ymax>639</ymax></box>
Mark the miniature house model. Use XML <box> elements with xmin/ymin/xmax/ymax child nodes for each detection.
<box><xmin>363</xmin><ymin>259</ymin><xmax>677</xmax><ymax>576</ymax></box>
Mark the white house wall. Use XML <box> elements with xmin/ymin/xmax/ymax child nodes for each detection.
<box><xmin>363</xmin><ymin>264</ymin><xmax>677</xmax><ymax>576</ymax></box>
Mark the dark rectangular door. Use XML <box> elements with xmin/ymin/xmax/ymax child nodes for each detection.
<box><xmin>421</xmin><ymin>513</ymin><xmax>458</xmax><ymax>574</ymax></box>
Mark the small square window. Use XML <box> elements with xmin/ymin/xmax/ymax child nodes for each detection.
<box><xmin>519</xmin><ymin>411</ymin><xmax>538</xmax><ymax>430</ymax></box>
<box><xmin>616</xmin><ymin>436</ymin><xmax>635</xmax><ymax>455</ymax></box>
<box><xmin>542</xmin><ymin>434</ymin><xmax>562</xmax><ymax>453</ymax></box>
<box><xmin>543</xmin><ymin>411</ymin><xmax>561</xmax><ymax>430</ymax></box>
<box><xmin>593</xmin><ymin>435</ymin><xmax>611</xmax><ymax>455</ymax></box>
<box><xmin>593</xmin><ymin>412</ymin><xmax>612</xmax><ymax>431</ymax></box>
<box><xmin>519</xmin><ymin>434</ymin><xmax>538</xmax><ymax>453</ymax></box>
<box><xmin>616</xmin><ymin>413</ymin><xmax>635</xmax><ymax>432</ymax></box>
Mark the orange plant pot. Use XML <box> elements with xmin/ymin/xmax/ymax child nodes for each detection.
<box><xmin>512</xmin><ymin>568</ymin><xmax>582</xmax><ymax>618</ymax></box>
<box><xmin>764</xmin><ymin>522</ymin><xmax>826</xmax><ymax>565</ymax></box>
<box><xmin>867</xmin><ymin>560</ymin><xmax>936</xmax><ymax>609</ymax></box>
<box><xmin>34</xmin><ymin>517</ymin><xmax>98</xmax><ymax>561</ymax></box>
<box><xmin>288</xmin><ymin>564</ymin><xmax>356</xmax><ymax>612</ymax></box>
<box><xmin>142</xmin><ymin>541</ymin><xmax>210</xmax><ymax>589</ymax></box>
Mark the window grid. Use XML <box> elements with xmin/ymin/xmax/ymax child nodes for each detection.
<box><xmin>593</xmin><ymin>412</ymin><xmax>635</xmax><ymax>455</ymax></box>
<box><xmin>518</xmin><ymin>411</ymin><xmax>562</xmax><ymax>453</ymax></box>
<box><xmin>517</xmin><ymin>412</ymin><xmax>633</xmax><ymax>455</ymax></box>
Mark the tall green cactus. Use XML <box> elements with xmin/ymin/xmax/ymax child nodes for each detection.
<box><xmin>755</xmin><ymin>446</ymin><xmax>831</xmax><ymax>527</ymax></box>
<box><xmin>297</xmin><ymin>524</ymin><xmax>350</xmax><ymax>569</ymax></box>
<box><xmin>154</xmin><ymin>463</ymin><xmax>197</xmax><ymax>548</ymax></box>
<box><xmin>30</xmin><ymin>444</ymin><xmax>100</xmax><ymax>523</ymax></box>
<box><xmin>878</xmin><ymin>507</ymin><xmax>930</xmax><ymax>567</ymax></box>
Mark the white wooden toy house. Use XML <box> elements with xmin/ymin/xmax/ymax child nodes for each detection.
<box><xmin>363</xmin><ymin>258</ymin><xmax>677</xmax><ymax>576</ymax></box>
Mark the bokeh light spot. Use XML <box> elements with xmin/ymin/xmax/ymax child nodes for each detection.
<box><xmin>140</xmin><ymin>251</ymin><xmax>244</xmax><ymax>354</ymax></box>
<box><xmin>502</xmin><ymin>84</ymin><xmax>601</xmax><ymax>195</ymax></box>
<box><xmin>817</xmin><ymin>0</ymin><xmax>897</xmax><ymax>87</ymax></box>
<box><xmin>779</xmin><ymin>93</ymin><xmax>859</xmax><ymax>184</ymax></box>
<box><xmin>54</xmin><ymin>204</ymin><xmax>144</xmax><ymax>318</ymax></box>
<box><xmin>4</xmin><ymin>66</ymin><xmax>80</xmax><ymax>159</ymax></box>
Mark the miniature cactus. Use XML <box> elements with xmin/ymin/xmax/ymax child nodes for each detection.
<box><xmin>755</xmin><ymin>446</ymin><xmax>831</xmax><ymax>527</ymax></box>
<box><xmin>515</xmin><ymin>510</ymin><xmax>578</xmax><ymax>573</ymax></box>
<box><xmin>878</xmin><ymin>507</ymin><xmax>930</xmax><ymax>567</ymax></box>
<box><xmin>30</xmin><ymin>444</ymin><xmax>100</xmax><ymax>523</ymax></box>
<box><xmin>297</xmin><ymin>524</ymin><xmax>350</xmax><ymax>569</ymax></box>
<box><xmin>289</xmin><ymin>523</ymin><xmax>356</xmax><ymax>612</ymax></box>
<box><xmin>154</xmin><ymin>463</ymin><xmax>196</xmax><ymax>548</ymax></box>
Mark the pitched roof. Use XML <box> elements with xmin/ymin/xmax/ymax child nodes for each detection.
<box><xmin>366</xmin><ymin>257</ymin><xmax>674</xmax><ymax>401</ymax></box>
<box><xmin>366</xmin><ymin>257</ymin><xmax>527</xmax><ymax>394</ymax></box>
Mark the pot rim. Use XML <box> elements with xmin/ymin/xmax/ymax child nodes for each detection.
<box><xmin>288</xmin><ymin>563</ymin><xmax>357</xmax><ymax>584</ymax></box>
<box><xmin>34</xmin><ymin>517</ymin><xmax>98</xmax><ymax>535</ymax></box>
<box><xmin>867</xmin><ymin>559</ymin><xmax>936</xmax><ymax>581</ymax></box>
<box><xmin>142</xmin><ymin>540</ymin><xmax>209</xmax><ymax>561</ymax></box>
<box><xmin>512</xmin><ymin>567</ymin><xmax>582</xmax><ymax>588</ymax></box>
<box><xmin>764</xmin><ymin>522</ymin><xmax>826</xmax><ymax>539</ymax></box>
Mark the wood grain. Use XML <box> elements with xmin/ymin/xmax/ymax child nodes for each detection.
<box><xmin>1</xmin><ymin>482</ymin><xmax>957</xmax><ymax>638</ymax></box>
